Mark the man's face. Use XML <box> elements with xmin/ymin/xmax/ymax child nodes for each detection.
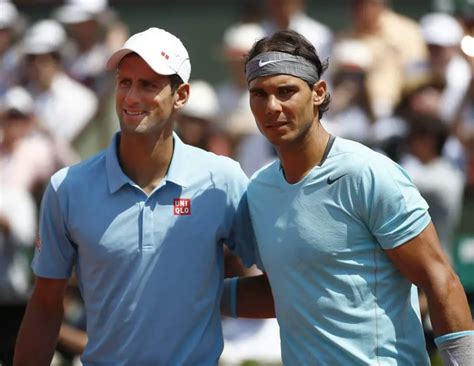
<box><xmin>249</xmin><ymin>73</ymin><xmax>322</xmax><ymax>147</ymax></box>
<box><xmin>115</xmin><ymin>54</ymin><xmax>177</xmax><ymax>137</ymax></box>
<box><xmin>351</xmin><ymin>0</ymin><xmax>384</xmax><ymax>32</ymax></box>
<box><xmin>25</xmin><ymin>54</ymin><xmax>58</xmax><ymax>90</ymax></box>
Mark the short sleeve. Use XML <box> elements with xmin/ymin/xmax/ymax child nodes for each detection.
<box><xmin>357</xmin><ymin>157</ymin><xmax>431</xmax><ymax>249</ymax></box>
<box><xmin>32</xmin><ymin>181</ymin><xmax>77</xmax><ymax>278</ymax></box>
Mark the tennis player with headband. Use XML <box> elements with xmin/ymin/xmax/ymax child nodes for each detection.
<box><xmin>223</xmin><ymin>30</ymin><xmax>474</xmax><ymax>365</ymax></box>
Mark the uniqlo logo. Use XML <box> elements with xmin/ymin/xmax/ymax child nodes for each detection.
<box><xmin>173</xmin><ymin>198</ymin><xmax>191</xmax><ymax>215</ymax></box>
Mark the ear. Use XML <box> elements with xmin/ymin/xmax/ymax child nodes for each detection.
<box><xmin>173</xmin><ymin>83</ymin><xmax>190</xmax><ymax>111</ymax></box>
<box><xmin>312</xmin><ymin>80</ymin><xmax>327</xmax><ymax>107</ymax></box>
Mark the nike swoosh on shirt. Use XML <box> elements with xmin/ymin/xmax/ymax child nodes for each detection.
<box><xmin>326</xmin><ymin>174</ymin><xmax>348</xmax><ymax>185</ymax></box>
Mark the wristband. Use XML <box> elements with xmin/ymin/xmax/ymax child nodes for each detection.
<box><xmin>435</xmin><ymin>330</ymin><xmax>474</xmax><ymax>346</ymax></box>
<box><xmin>435</xmin><ymin>330</ymin><xmax>474</xmax><ymax>366</ymax></box>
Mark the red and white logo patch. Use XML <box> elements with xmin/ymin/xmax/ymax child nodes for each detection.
<box><xmin>173</xmin><ymin>198</ymin><xmax>191</xmax><ymax>216</ymax></box>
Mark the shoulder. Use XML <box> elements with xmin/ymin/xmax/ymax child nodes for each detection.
<box><xmin>248</xmin><ymin>160</ymin><xmax>280</xmax><ymax>189</ymax></box>
<box><xmin>329</xmin><ymin>137</ymin><xmax>407</xmax><ymax>182</ymax></box>
<box><xmin>330</xmin><ymin>137</ymin><xmax>389</xmax><ymax>167</ymax></box>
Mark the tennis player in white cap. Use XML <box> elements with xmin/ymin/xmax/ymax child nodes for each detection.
<box><xmin>14</xmin><ymin>27</ymin><xmax>265</xmax><ymax>366</ymax></box>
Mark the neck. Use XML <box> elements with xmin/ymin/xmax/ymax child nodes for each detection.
<box><xmin>118</xmin><ymin>129</ymin><xmax>174</xmax><ymax>194</ymax></box>
<box><xmin>277</xmin><ymin>123</ymin><xmax>331</xmax><ymax>184</ymax></box>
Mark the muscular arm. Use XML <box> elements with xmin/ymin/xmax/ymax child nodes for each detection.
<box><xmin>386</xmin><ymin>222</ymin><xmax>473</xmax><ymax>335</ymax></box>
<box><xmin>14</xmin><ymin>276</ymin><xmax>68</xmax><ymax>366</ymax></box>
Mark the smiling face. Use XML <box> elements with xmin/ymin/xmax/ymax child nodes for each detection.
<box><xmin>115</xmin><ymin>53</ymin><xmax>185</xmax><ymax>138</ymax></box>
<box><xmin>249</xmin><ymin>73</ymin><xmax>326</xmax><ymax>147</ymax></box>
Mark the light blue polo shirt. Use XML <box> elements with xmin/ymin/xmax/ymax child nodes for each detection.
<box><xmin>33</xmin><ymin>133</ymin><xmax>258</xmax><ymax>365</ymax></box>
<box><xmin>248</xmin><ymin>136</ymin><xmax>431</xmax><ymax>365</ymax></box>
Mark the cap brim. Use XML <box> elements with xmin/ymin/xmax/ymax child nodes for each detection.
<box><xmin>106</xmin><ymin>47</ymin><xmax>177</xmax><ymax>78</ymax></box>
<box><xmin>106</xmin><ymin>48</ymin><xmax>133</xmax><ymax>70</ymax></box>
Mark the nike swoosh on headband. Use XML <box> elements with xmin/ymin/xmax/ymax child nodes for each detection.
<box><xmin>258</xmin><ymin>59</ymin><xmax>285</xmax><ymax>67</ymax></box>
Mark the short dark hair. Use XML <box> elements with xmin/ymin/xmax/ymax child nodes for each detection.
<box><xmin>169</xmin><ymin>74</ymin><xmax>184</xmax><ymax>93</ymax></box>
<box><xmin>245</xmin><ymin>30</ymin><xmax>331</xmax><ymax>117</ymax></box>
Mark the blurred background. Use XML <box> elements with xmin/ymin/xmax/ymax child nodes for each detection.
<box><xmin>0</xmin><ymin>0</ymin><xmax>473</xmax><ymax>365</ymax></box>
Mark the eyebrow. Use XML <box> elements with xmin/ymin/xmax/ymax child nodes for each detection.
<box><xmin>249</xmin><ymin>82</ymin><xmax>300</xmax><ymax>92</ymax></box>
<box><xmin>249</xmin><ymin>86</ymin><xmax>263</xmax><ymax>93</ymax></box>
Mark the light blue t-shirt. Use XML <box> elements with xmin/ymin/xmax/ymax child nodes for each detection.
<box><xmin>33</xmin><ymin>133</ymin><xmax>258</xmax><ymax>366</ymax></box>
<box><xmin>248</xmin><ymin>136</ymin><xmax>431</xmax><ymax>365</ymax></box>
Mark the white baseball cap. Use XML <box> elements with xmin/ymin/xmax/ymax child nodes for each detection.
<box><xmin>2</xmin><ymin>86</ymin><xmax>34</xmax><ymax>115</ymax></box>
<box><xmin>0</xmin><ymin>1</ymin><xmax>18</xmax><ymax>29</ymax></box>
<box><xmin>21</xmin><ymin>19</ymin><xmax>66</xmax><ymax>55</ymax></box>
<box><xmin>54</xmin><ymin>0</ymin><xmax>107</xmax><ymax>24</ymax></box>
<box><xmin>223</xmin><ymin>22</ymin><xmax>265</xmax><ymax>53</ymax></box>
<box><xmin>181</xmin><ymin>80</ymin><xmax>218</xmax><ymax>121</ymax></box>
<box><xmin>106</xmin><ymin>27</ymin><xmax>191</xmax><ymax>83</ymax></box>
<box><xmin>331</xmin><ymin>39</ymin><xmax>373</xmax><ymax>71</ymax></box>
<box><xmin>420</xmin><ymin>12</ymin><xmax>464</xmax><ymax>47</ymax></box>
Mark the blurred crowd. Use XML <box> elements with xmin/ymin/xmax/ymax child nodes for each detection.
<box><xmin>1</xmin><ymin>0</ymin><xmax>473</xmax><ymax>365</ymax></box>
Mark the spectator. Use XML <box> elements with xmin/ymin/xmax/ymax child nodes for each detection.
<box><xmin>261</xmin><ymin>0</ymin><xmax>333</xmax><ymax>61</ymax></box>
<box><xmin>20</xmin><ymin>19</ymin><xmax>98</xmax><ymax>147</ymax></box>
<box><xmin>176</xmin><ymin>79</ymin><xmax>232</xmax><ymax>156</ymax></box>
<box><xmin>0</xmin><ymin>86</ymin><xmax>62</xmax><ymax>204</ymax></box>
<box><xmin>420</xmin><ymin>12</ymin><xmax>472</xmax><ymax>124</ymax></box>
<box><xmin>324</xmin><ymin>39</ymin><xmax>376</xmax><ymax>146</ymax></box>
<box><xmin>0</xmin><ymin>184</ymin><xmax>36</xmax><ymax>366</ymax></box>
<box><xmin>454</xmin><ymin>67</ymin><xmax>474</xmax><ymax>187</ymax></box>
<box><xmin>54</xmin><ymin>0</ymin><xmax>128</xmax><ymax>99</ymax></box>
<box><xmin>0</xmin><ymin>1</ymin><xmax>22</xmax><ymax>97</ymax></box>
<box><xmin>347</xmin><ymin>0</ymin><xmax>429</xmax><ymax>118</ymax></box>
<box><xmin>401</xmin><ymin>115</ymin><xmax>465</xmax><ymax>263</ymax></box>
<box><xmin>216</xmin><ymin>22</ymin><xmax>275</xmax><ymax>176</ymax></box>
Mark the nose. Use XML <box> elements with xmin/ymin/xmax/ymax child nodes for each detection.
<box><xmin>124</xmin><ymin>84</ymin><xmax>140</xmax><ymax>106</ymax></box>
<box><xmin>266</xmin><ymin>94</ymin><xmax>281</xmax><ymax>115</ymax></box>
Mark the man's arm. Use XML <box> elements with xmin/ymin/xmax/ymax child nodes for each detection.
<box><xmin>222</xmin><ymin>273</ymin><xmax>275</xmax><ymax>318</ymax></box>
<box><xmin>14</xmin><ymin>276</ymin><xmax>68</xmax><ymax>366</ymax></box>
<box><xmin>385</xmin><ymin>222</ymin><xmax>472</xmax><ymax>335</ymax></box>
